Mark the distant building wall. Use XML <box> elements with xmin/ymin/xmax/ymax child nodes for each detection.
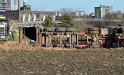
<box><xmin>19</xmin><ymin>10</ymin><xmax>56</xmax><ymax>22</ymax></box>
<box><xmin>95</xmin><ymin>5</ymin><xmax>113</xmax><ymax>19</ymax></box>
<box><xmin>95</xmin><ymin>7</ymin><xmax>101</xmax><ymax>19</ymax></box>
<box><xmin>0</xmin><ymin>10</ymin><xmax>19</xmax><ymax>22</ymax></box>
<box><xmin>0</xmin><ymin>10</ymin><xmax>88</xmax><ymax>24</ymax></box>
<box><xmin>0</xmin><ymin>0</ymin><xmax>11</xmax><ymax>11</ymax></box>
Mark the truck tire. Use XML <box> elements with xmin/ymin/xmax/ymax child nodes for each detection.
<box><xmin>88</xmin><ymin>28</ymin><xmax>99</xmax><ymax>31</ymax></box>
<box><xmin>88</xmin><ymin>31</ymin><xmax>99</xmax><ymax>34</ymax></box>
<box><xmin>56</xmin><ymin>27</ymin><xmax>66</xmax><ymax>32</ymax></box>
<box><xmin>44</xmin><ymin>27</ymin><xmax>55</xmax><ymax>32</ymax></box>
<box><xmin>120</xmin><ymin>40</ymin><xmax>124</xmax><ymax>47</ymax></box>
<box><xmin>66</xmin><ymin>28</ymin><xmax>76</xmax><ymax>32</ymax></box>
<box><xmin>92</xmin><ymin>44</ymin><xmax>100</xmax><ymax>48</ymax></box>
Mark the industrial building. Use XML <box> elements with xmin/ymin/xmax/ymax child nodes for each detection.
<box><xmin>0</xmin><ymin>10</ymin><xmax>86</xmax><ymax>23</ymax></box>
<box><xmin>0</xmin><ymin>0</ymin><xmax>87</xmax><ymax>23</ymax></box>
<box><xmin>0</xmin><ymin>0</ymin><xmax>11</xmax><ymax>11</ymax></box>
<box><xmin>95</xmin><ymin>5</ymin><xmax>113</xmax><ymax>19</ymax></box>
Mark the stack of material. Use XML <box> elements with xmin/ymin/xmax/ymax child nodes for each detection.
<box><xmin>100</xmin><ymin>28</ymin><xmax>109</xmax><ymax>36</ymax></box>
<box><xmin>88</xmin><ymin>28</ymin><xmax>99</xmax><ymax>35</ymax></box>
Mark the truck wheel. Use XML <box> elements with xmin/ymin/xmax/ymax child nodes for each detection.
<box><xmin>92</xmin><ymin>44</ymin><xmax>100</xmax><ymax>48</ymax></box>
<box><xmin>88</xmin><ymin>31</ymin><xmax>99</xmax><ymax>34</ymax></box>
<box><xmin>44</xmin><ymin>27</ymin><xmax>55</xmax><ymax>32</ymax></box>
<box><xmin>88</xmin><ymin>28</ymin><xmax>99</xmax><ymax>31</ymax></box>
<box><xmin>56</xmin><ymin>27</ymin><xmax>66</xmax><ymax>32</ymax></box>
<box><xmin>66</xmin><ymin>28</ymin><xmax>76</xmax><ymax>32</ymax></box>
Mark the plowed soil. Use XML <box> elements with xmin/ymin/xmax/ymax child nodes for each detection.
<box><xmin>0</xmin><ymin>41</ymin><xmax>124</xmax><ymax>75</ymax></box>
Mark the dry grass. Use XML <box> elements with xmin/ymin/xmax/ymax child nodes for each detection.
<box><xmin>0</xmin><ymin>41</ymin><xmax>73</xmax><ymax>51</ymax></box>
<box><xmin>1</xmin><ymin>41</ymin><xmax>124</xmax><ymax>51</ymax></box>
<box><xmin>0</xmin><ymin>41</ymin><xmax>42</xmax><ymax>51</ymax></box>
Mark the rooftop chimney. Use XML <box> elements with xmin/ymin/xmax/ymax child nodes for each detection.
<box><xmin>7</xmin><ymin>0</ymin><xmax>11</xmax><ymax>10</ymax></box>
<box><xmin>14</xmin><ymin>0</ymin><xmax>17</xmax><ymax>10</ymax></box>
<box><xmin>18</xmin><ymin>0</ymin><xmax>20</xmax><ymax>10</ymax></box>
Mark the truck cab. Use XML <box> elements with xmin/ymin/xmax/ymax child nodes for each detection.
<box><xmin>0</xmin><ymin>16</ymin><xmax>9</xmax><ymax>40</ymax></box>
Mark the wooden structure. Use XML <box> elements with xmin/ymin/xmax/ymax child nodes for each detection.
<box><xmin>19</xmin><ymin>26</ymin><xmax>41</xmax><ymax>45</ymax></box>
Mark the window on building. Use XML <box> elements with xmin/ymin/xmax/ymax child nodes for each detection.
<box><xmin>105</xmin><ymin>9</ymin><xmax>109</xmax><ymax>14</ymax></box>
<box><xmin>36</xmin><ymin>13</ymin><xmax>40</xmax><ymax>18</ymax></box>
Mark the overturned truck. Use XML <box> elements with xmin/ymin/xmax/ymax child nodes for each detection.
<box><xmin>18</xmin><ymin>25</ymin><xmax>124</xmax><ymax>48</ymax></box>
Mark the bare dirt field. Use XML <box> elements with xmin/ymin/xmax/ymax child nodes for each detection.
<box><xmin>0</xmin><ymin>42</ymin><xmax>124</xmax><ymax>75</ymax></box>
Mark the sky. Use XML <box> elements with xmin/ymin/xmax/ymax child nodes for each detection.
<box><xmin>11</xmin><ymin>0</ymin><xmax>124</xmax><ymax>14</ymax></box>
